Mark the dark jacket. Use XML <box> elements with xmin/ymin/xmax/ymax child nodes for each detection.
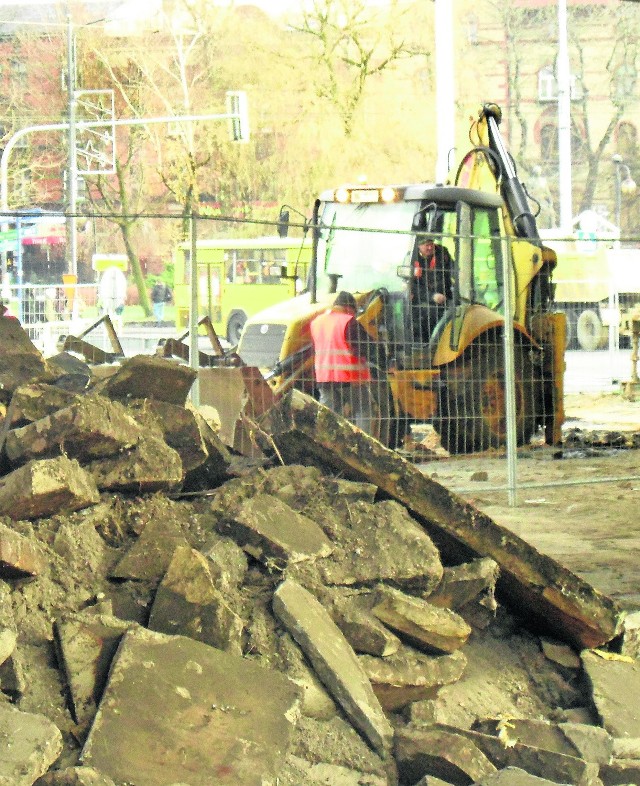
<box><xmin>151</xmin><ymin>282</ymin><xmax>171</xmax><ymax>304</ymax></box>
<box><xmin>411</xmin><ymin>244</ymin><xmax>454</xmax><ymax>304</ymax></box>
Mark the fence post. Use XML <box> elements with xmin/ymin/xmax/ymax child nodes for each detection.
<box><xmin>502</xmin><ymin>236</ymin><xmax>518</xmax><ymax>507</ymax></box>
<box><xmin>189</xmin><ymin>212</ymin><xmax>199</xmax><ymax>407</ymax></box>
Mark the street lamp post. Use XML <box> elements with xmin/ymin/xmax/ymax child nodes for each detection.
<box><xmin>612</xmin><ymin>153</ymin><xmax>637</xmax><ymax>233</ymax></box>
<box><xmin>0</xmin><ymin>102</ymin><xmax>248</xmax><ymax>331</ymax></box>
<box><xmin>557</xmin><ymin>0</ymin><xmax>573</xmax><ymax>235</ymax></box>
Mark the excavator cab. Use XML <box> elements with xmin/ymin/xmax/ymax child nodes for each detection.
<box><xmin>234</xmin><ymin>104</ymin><xmax>564</xmax><ymax>455</ymax></box>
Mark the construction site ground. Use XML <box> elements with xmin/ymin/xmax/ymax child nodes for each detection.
<box><xmin>1</xmin><ymin>328</ymin><xmax>639</xmax><ymax>784</ymax></box>
<box><xmin>417</xmin><ymin>390</ymin><xmax>640</xmax><ymax>612</ymax></box>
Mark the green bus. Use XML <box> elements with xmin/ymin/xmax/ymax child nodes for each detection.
<box><xmin>173</xmin><ymin>235</ymin><xmax>312</xmax><ymax>344</ymax></box>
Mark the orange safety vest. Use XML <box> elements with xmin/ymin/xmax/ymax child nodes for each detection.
<box><xmin>310</xmin><ymin>310</ymin><xmax>371</xmax><ymax>383</ymax></box>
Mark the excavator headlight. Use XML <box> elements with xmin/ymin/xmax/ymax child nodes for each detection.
<box><xmin>380</xmin><ymin>187</ymin><xmax>397</xmax><ymax>203</ymax></box>
<box><xmin>335</xmin><ymin>187</ymin><xmax>350</xmax><ymax>203</ymax></box>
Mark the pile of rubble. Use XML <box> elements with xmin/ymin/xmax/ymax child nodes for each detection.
<box><xmin>0</xmin><ymin>317</ymin><xmax>639</xmax><ymax>786</ymax></box>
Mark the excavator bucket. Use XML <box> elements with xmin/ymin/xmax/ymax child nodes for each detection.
<box><xmin>198</xmin><ymin>365</ymin><xmax>276</xmax><ymax>457</ymax></box>
<box><xmin>58</xmin><ymin>314</ymin><xmax>125</xmax><ymax>364</ymax></box>
<box><xmin>157</xmin><ymin>316</ymin><xmax>269</xmax><ymax>457</ymax></box>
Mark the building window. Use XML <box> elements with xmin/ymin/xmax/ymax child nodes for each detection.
<box><xmin>617</xmin><ymin>121</ymin><xmax>638</xmax><ymax>160</ymax></box>
<box><xmin>539</xmin><ymin>120</ymin><xmax>586</xmax><ymax>165</ymax></box>
<box><xmin>538</xmin><ymin>65</ymin><xmax>583</xmax><ymax>103</ymax></box>
<box><xmin>10</xmin><ymin>59</ymin><xmax>27</xmax><ymax>90</ymax></box>
<box><xmin>540</xmin><ymin>123</ymin><xmax>557</xmax><ymax>162</ymax></box>
<box><xmin>613</xmin><ymin>64</ymin><xmax>636</xmax><ymax>101</ymax></box>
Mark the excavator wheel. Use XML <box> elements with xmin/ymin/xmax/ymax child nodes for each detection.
<box><xmin>433</xmin><ymin>341</ymin><xmax>541</xmax><ymax>454</ymax></box>
<box><xmin>370</xmin><ymin>377</ymin><xmax>399</xmax><ymax>447</ymax></box>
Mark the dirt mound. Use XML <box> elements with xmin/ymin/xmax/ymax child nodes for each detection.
<box><xmin>0</xmin><ymin>325</ymin><xmax>637</xmax><ymax>785</ymax></box>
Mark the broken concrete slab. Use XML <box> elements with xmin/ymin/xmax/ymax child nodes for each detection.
<box><xmin>359</xmin><ymin>647</ymin><xmax>467</xmax><ymax>711</ymax></box>
<box><xmin>0</xmin><ymin>455</ymin><xmax>100</xmax><ymax>520</ymax></box>
<box><xmin>0</xmin><ymin>520</ymin><xmax>46</xmax><ymax>578</ymax></box>
<box><xmin>612</xmin><ymin>736</ymin><xmax>640</xmax><ymax>758</ymax></box>
<box><xmin>53</xmin><ymin>610</ymin><xmax>134</xmax><ymax>736</ymax></box>
<box><xmin>560</xmin><ymin>723</ymin><xmax>614</xmax><ymax>766</ymax></box>
<box><xmin>257</xmin><ymin>390</ymin><xmax>624</xmax><ymax>650</ymax></box>
<box><xmin>182</xmin><ymin>408</ymin><xmax>234</xmax><ymax>492</ymax></box>
<box><xmin>0</xmin><ymin>650</ymin><xmax>25</xmax><ymax>700</ymax></box>
<box><xmin>316</xmin><ymin>499</ymin><xmax>444</xmax><ymax>593</ymax></box>
<box><xmin>473</xmin><ymin>768</ymin><xmax>573</xmax><ymax>785</ymax></box>
<box><xmin>304</xmin><ymin>760</ymin><xmax>388</xmax><ymax>785</ymax></box>
<box><xmin>277</xmin><ymin>632</ymin><xmax>338</xmax><ymax>721</ymax></box>
<box><xmin>619</xmin><ymin>610</ymin><xmax>640</xmax><ymax>659</ymax></box>
<box><xmin>325</xmin><ymin>588</ymin><xmax>402</xmax><ymax>657</ymax></box>
<box><xmin>372</xmin><ymin>585</ymin><xmax>472</xmax><ymax>654</ymax></box>
<box><xmin>101</xmin><ymin>581</ymin><xmax>155</xmax><ymax>626</ymax></box>
<box><xmin>599</xmin><ymin>759</ymin><xmax>640</xmax><ymax>785</ymax></box>
<box><xmin>86</xmin><ymin>431</ymin><xmax>183</xmax><ymax>493</ymax></box>
<box><xmin>0</xmin><ymin>317</ymin><xmax>52</xmax><ymax>401</ymax></box>
<box><xmin>92</xmin><ymin>354</ymin><xmax>197</xmax><ymax>405</ymax></box>
<box><xmin>8</xmin><ymin>382</ymin><xmax>81</xmax><ymax>426</ymax></box>
<box><xmin>4</xmin><ymin>396</ymin><xmax>141</xmax><ymax>466</ymax></box>
<box><xmin>426</xmin><ymin>558</ymin><xmax>499</xmax><ymax>610</ymax></box>
<box><xmin>413</xmin><ymin>777</ymin><xmax>458</xmax><ymax>786</ymax></box>
<box><xmin>472</xmin><ymin>718</ymin><xmax>613</xmax><ymax>765</ymax></box>
<box><xmin>108</xmin><ymin>518</ymin><xmax>191</xmax><ymax>583</ymax></box>
<box><xmin>272</xmin><ymin>578</ymin><xmax>393</xmax><ymax>757</ymax></box>
<box><xmin>394</xmin><ymin>725</ymin><xmax>497</xmax><ymax>785</ymax></box>
<box><xmin>282</xmin><ymin>754</ymin><xmax>389</xmax><ymax>786</ymax></box>
<box><xmin>437</xmin><ymin>724</ymin><xmax>601</xmax><ymax>785</ymax></box>
<box><xmin>34</xmin><ymin>767</ymin><xmax>116</xmax><ymax>785</ymax></box>
<box><xmin>581</xmin><ymin>649</ymin><xmax>640</xmax><ymax>738</ymax></box>
<box><xmin>148</xmin><ymin>545</ymin><xmax>244</xmax><ymax>653</ymax></box>
<box><xmin>201</xmin><ymin>536</ymin><xmax>248</xmax><ymax>593</ymax></box>
<box><xmin>0</xmin><ymin>627</ymin><xmax>16</xmax><ymax>666</ymax></box>
<box><xmin>540</xmin><ymin>637</ymin><xmax>582</xmax><ymax>670</ymax></box>
<box><xmin>0</xmin><ymin>704</ymin><xmax>63</xmax><ymax>785</ymax></box>
<box><xmin>44</xmin><ymin>351</ymin><xmax>93</xmax><ymax>393</ymax></box>
<box><xmin>217</xmin><ymin>493</ymin><xmax>333</xmax><ymax>568</ymax></box>
<box><xmin>128</xmin><ymin>398</ymin><xmax>209</xmax><ymax>472</ymax></box>
<box><xmin>81</xmin><ymin>627</ymin><xmax>300</xmax><ymax>786</ymax></box>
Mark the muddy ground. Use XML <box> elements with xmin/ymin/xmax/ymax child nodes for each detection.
<box><xmin>417</xmin><ymin>391</ymin><xmax>640</xmax><ymax>611</ymax></box>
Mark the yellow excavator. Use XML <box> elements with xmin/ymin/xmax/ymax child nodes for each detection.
<box><xmin>223</xmin><ymin>104</ymin><xmax>566</xmax><ymax>453</ymax></box>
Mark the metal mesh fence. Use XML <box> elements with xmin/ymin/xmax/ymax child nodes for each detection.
<box><xmin>3</xmin><ymin>214</ymin><xmax>639</xmax><ymax>501</ymax></box>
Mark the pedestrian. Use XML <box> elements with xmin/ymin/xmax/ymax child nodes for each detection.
<box><xmin>410</xmin><ymin>235</ymin><xmax>454</xmax><ymax>342</ymax></box>
<box><xmin>151</xmin><ymin>279</ymin><xmax>171</xmax><ymax>324</ymax></box>
<box><xmin>309</xmin><ymin>290</ymin><xmax>381</xmax><ymax>436</ymax></box>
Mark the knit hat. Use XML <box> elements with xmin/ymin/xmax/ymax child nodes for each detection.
<box><xmin>333</xmin><ymin>291</ymin><xmax>357</xmax><ymax>310</ymax></box>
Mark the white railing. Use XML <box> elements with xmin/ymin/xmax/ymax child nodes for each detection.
<box><xmin>4</xmin><ymin>283</ymin><xmax>99</xmax><ymax>355</ymax></box>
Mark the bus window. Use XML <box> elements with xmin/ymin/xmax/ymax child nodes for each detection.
<box><xmin>172</xmin><ymin>236</ymin><xmax>312</xmax><ymax>332</ymax></box>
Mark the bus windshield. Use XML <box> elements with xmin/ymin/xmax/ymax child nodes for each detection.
<box><xmin>173</xmin><ymin>236</ymin><xmax>311</xmax><ymax>343</ymax></box>
<box><xmin>316</xmin><ymin>201</ymin><xmax>418</xmax><ymax>295</ymax></box>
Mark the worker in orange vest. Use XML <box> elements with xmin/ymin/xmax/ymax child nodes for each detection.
<box><xmin>309</xmin><ymin>291</ymin><xmax>381</xmax><ymax>436</ymax></box>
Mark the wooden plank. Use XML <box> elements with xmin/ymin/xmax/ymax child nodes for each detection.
<box><xmin>257</xmin><ymin>390</ymin><xmax>624</xmax><ymax>650</ymax></box>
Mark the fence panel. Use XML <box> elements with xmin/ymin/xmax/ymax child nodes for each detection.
<box><xmin>2</xmin><ymin>217</ymin><xmax>637</xmax><ymax>504</ymax></box>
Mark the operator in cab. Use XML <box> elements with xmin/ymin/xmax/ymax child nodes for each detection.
<box><xmin>309</xmin><ymin>291</ymin><xmax>381</xmax><ymax>437</ymax></box>
<box><xmin>410</xmin><ymin>235</ymin><xmax>454</xmax><ymax>342</ymax></box>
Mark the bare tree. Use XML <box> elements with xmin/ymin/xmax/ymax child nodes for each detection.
<box><xmin>79</xmin><ymin>2</ymin><xmax>229</xmax><ymax>312</ymax></box>
<box><xmin>293</xmin><ymin>0</ymin><xmax>421</xmax><ymax>137</ymax></box>
<box><xmin>479</xmin><ymin>0</ymin><xmax>640</xmax><ymax>222</ymax></box>
<box><xmin>575</xmin><ymin>8</ymin><xmax>639</xmax><ymax>214</ymax></box>
<box><xmin>83</xmin><ymin>130</ymin><xmax>153</xmax><ymax>315</ymax></box>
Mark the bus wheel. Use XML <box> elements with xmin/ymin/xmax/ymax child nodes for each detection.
<box><xmin>576</xmin><ymin>309</ymin><xmax>607</xmax><ymax>351</ymax></box>
<box><xmin>433</xmin><ymin>342</ymin><xmax>540</xmax><ymax>454</ymax></box>
<box><xmin>226</xmin><ymin>311</ymin><xmax>247</xmax><ymax>345</ymax></box>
